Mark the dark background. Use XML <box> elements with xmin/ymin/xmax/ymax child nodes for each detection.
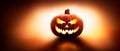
<box><xmin>1</xmin><ymin>1</ymin><xmax>120</xmax><ymax>51</ymax></box>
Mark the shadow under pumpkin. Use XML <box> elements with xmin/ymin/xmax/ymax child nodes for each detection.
<box><xmin>39</xmin><ymin>37</ymin><xmax>95</xmax><ymax>51</ymax></box>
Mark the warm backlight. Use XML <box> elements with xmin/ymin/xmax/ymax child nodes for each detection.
<box><xmin>11</xmin><ymin>3</ymin><xmax>113</xmax><ymax>50</ymax></box>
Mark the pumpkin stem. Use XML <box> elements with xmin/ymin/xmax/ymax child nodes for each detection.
<box><xmin>65</xmin><ymin>9</ymin><xmax>70</xmax><ymax>14</ymax></box>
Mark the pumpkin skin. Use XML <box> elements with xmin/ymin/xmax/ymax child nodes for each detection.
<box><xmin>51</xmin><ymin>9</ymin><xmax>83</xmax><ymax>37</ymax></box>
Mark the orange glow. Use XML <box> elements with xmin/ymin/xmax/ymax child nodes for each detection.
<box><xmin>11</xmin><ymin>3</ymin><xmax>114</xmax><ymax>50</ymax></box>
<box><xmin>57</xmin><ymin>41</ymin><xmax>79</xmax><ymax>51</ymax></box>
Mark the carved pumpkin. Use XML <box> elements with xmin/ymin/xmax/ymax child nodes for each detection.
<box><xmin>51</xmin><ymin>9</ymin><xmax>83</xmax><ymax>37</ymax></box>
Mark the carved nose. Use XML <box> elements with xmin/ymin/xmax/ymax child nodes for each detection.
<box><xmin>65</xmin><ymin>25</ymin><xmax>69</xmax><ymax>28</ymax></box>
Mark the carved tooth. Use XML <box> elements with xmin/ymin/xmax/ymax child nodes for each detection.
<box><xmin>63</xmin><ymin>29</ymin><xmax>65</xmax><ymax>31</ymax></box>
<box><xmin>71</xmin><ymin>30</ymin><xmax>73</xmax><ymax>34</ymax></box>
<box><xmin>72</xmin><ymin>29</ymin><xmax>73</xmax><ymax>32</ymax></box>
<box><xmin>65</xmin><ymin>30</ymin><xmax>68</xmax><ymax>32</ymax></box>
<box><xmin>70</xmin><ymin>30</ymin><xmax>72</xmax><ymax>32</ymax></box>
<box><xmin>62</xmin><ymin>30</ymin><xmax>66</xmax><ymax>34</ymax></box>
<box><xmin>60</xmin><ymin>28</ymin><xmax>61</xmax><ymax>31</ymax></box>
<box><xmin>58</xmin><ymin>28</ymin><xmax>61</xmax><ymax>33</ymax></box>
<box><xmin>68</xmin><ymin>30</ymin><xmax>73</xmax><ymax>34</ymax></box>
<box><xmin>59</xmin><ymin>29</ymin><xmax>62</xmax><ymax>32</ymax></box>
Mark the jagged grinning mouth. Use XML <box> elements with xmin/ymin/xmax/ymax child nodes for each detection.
<box><xmin>55</xmin><ymin>25</ymin><xmax>79</xmax><ymax>34</ymax></box>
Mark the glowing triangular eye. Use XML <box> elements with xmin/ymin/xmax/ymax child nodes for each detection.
<box><xmin>69</xmin><ymin>19</ymin><xmax>77</xmax><ymax>24</ymax></box>
<box><xmin>56</xmin><ymin>18</ymin><xmax>65</xmax><ymax>24</ymax></box>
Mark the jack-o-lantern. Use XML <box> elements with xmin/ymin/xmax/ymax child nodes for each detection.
<box><xmin>51</xmin><ymin>9</ymin><xmax>83</xmax><ymax>37</ymax></box>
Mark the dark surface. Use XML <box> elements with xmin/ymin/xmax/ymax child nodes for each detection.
<box><xmin>39</xmin><ymin>37</ymin><xmax>95</xmax><ymax>51</ymax></box>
